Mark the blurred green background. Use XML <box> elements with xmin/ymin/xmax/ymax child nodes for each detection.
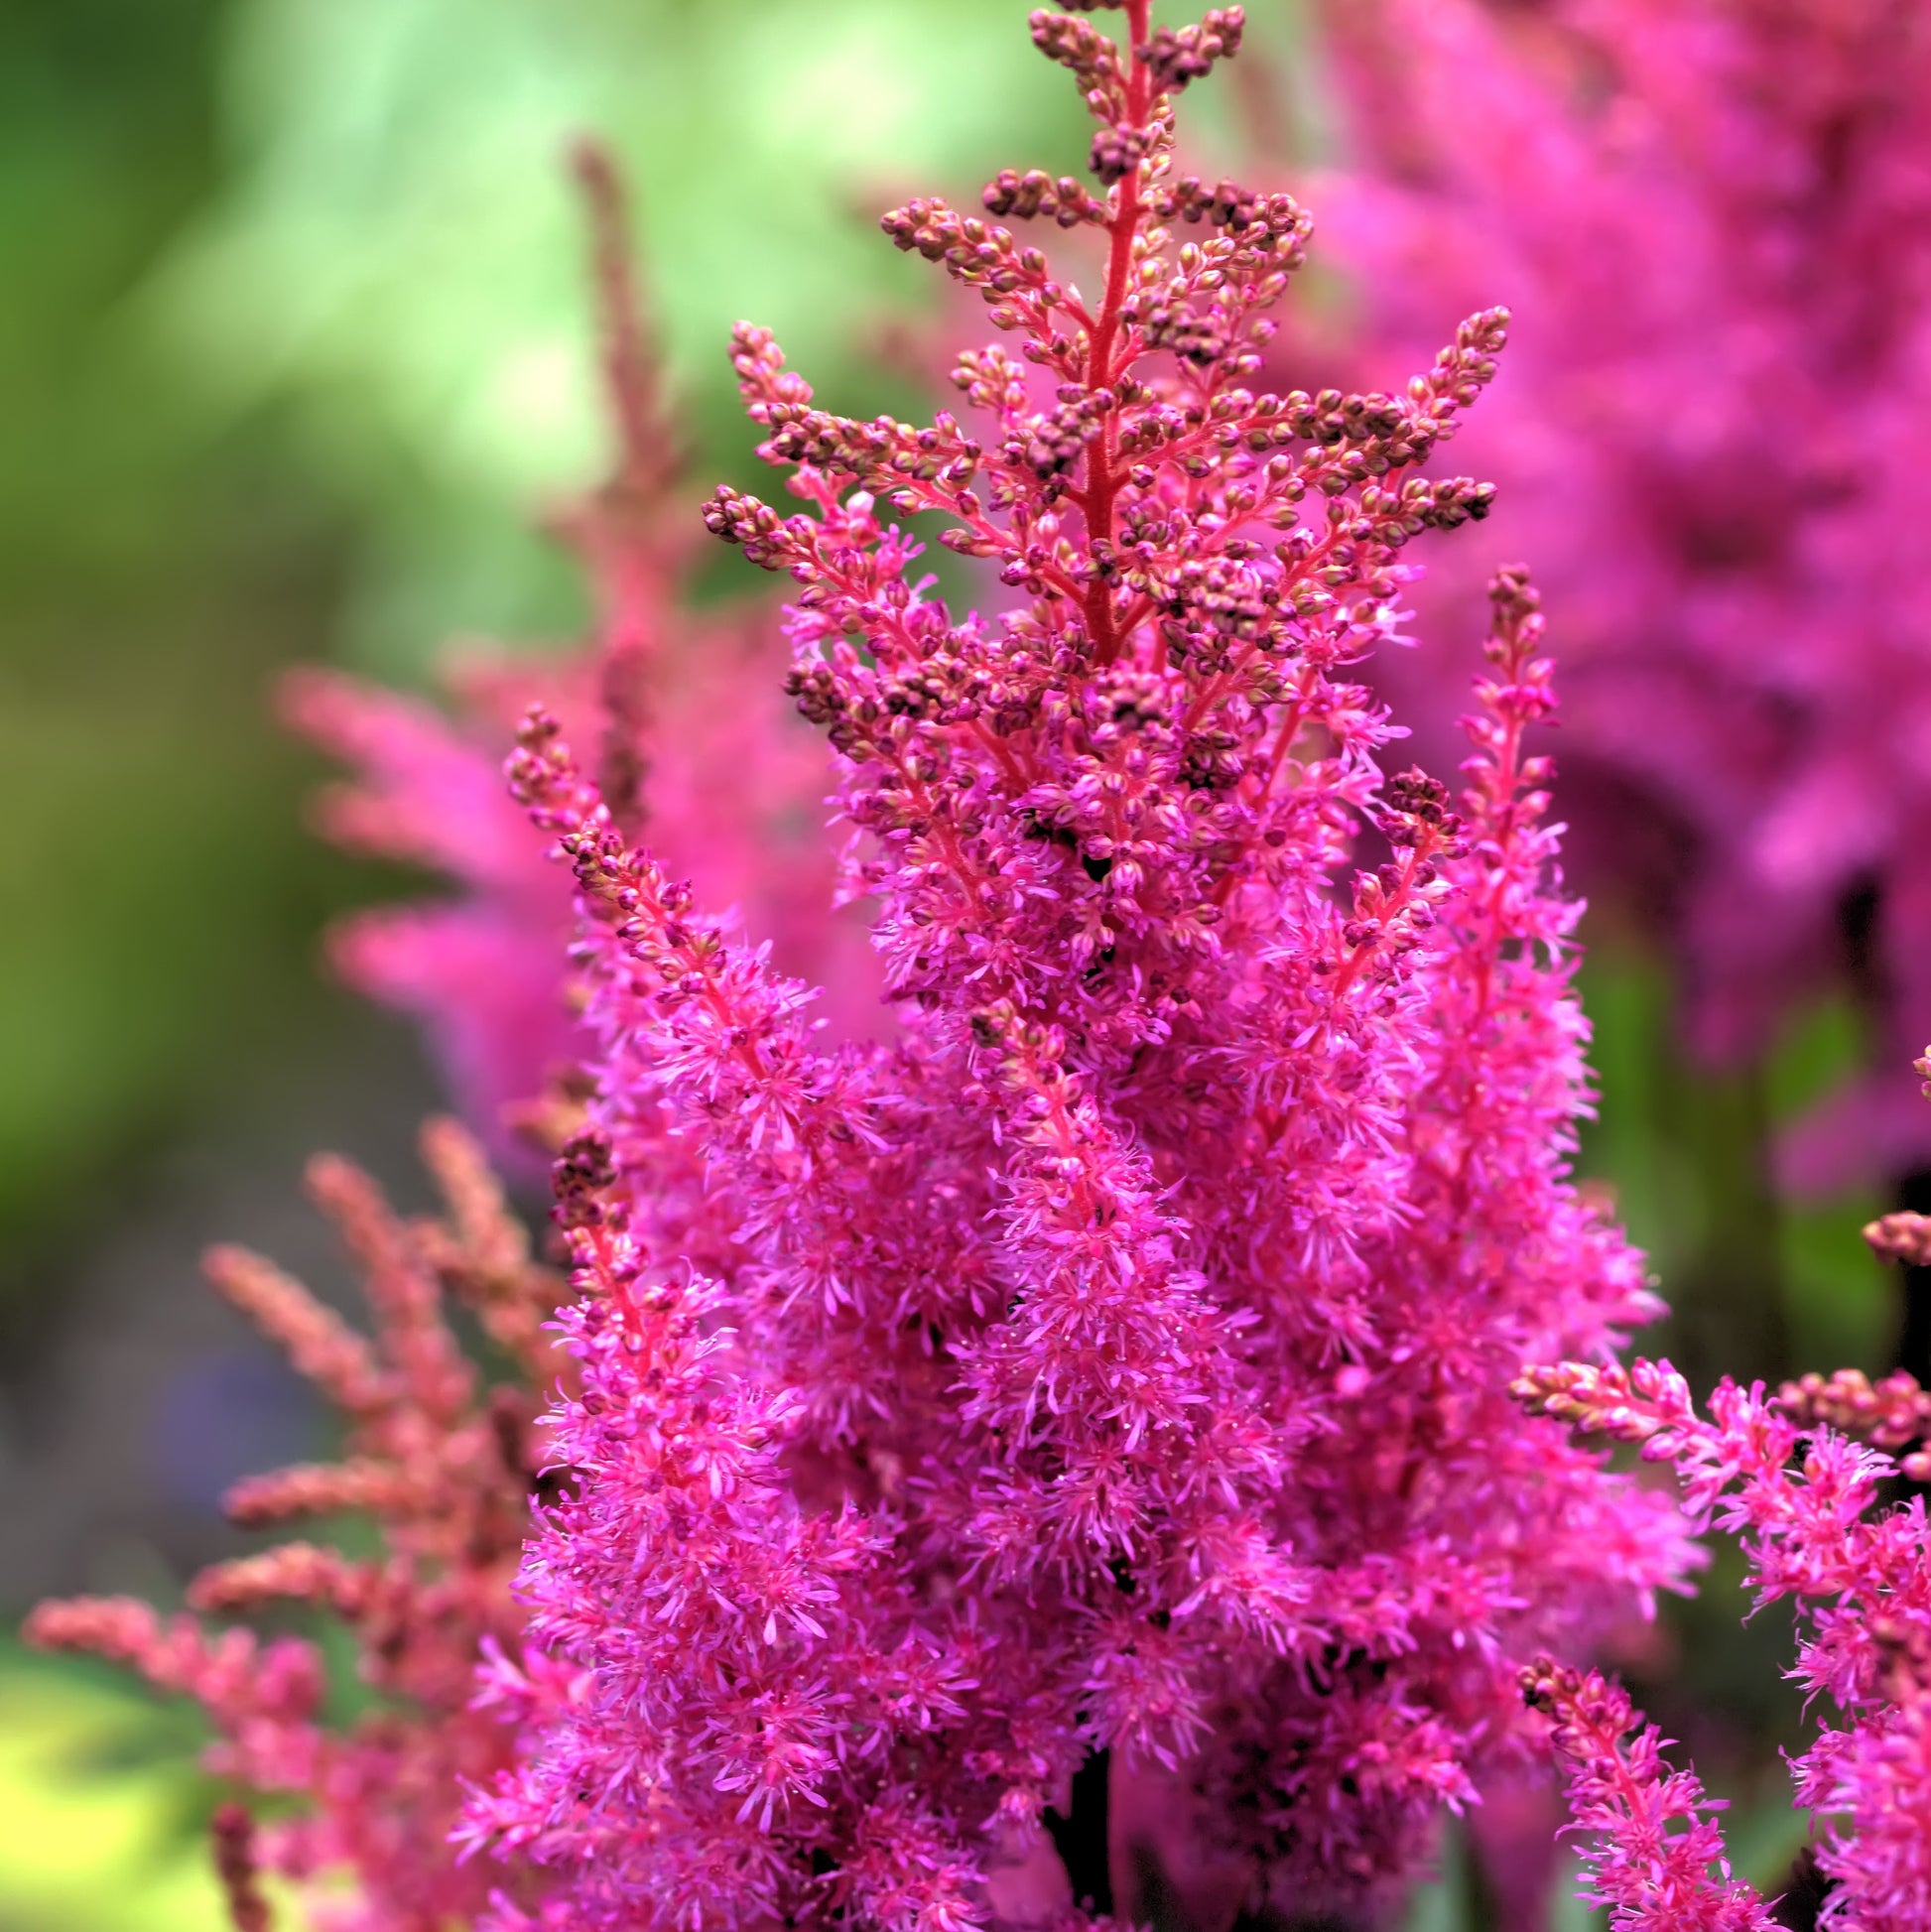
<box><xmin>0</xmin><ymin>0</ymin><xmax>1891</xmax><ymax>1924</ymax></box>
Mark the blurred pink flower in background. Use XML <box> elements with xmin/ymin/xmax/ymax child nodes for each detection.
<box><xmin>28</xmin><ymin>1123</ymin><xmax>573</xmax><ymax>1929</ymax></box>
<box><xmin>1303</xmin><ymin>0</ymin><xmax>1931</xmax><ymax>1193</ymax></box>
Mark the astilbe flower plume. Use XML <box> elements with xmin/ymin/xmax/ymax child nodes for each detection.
<box><xmin>1519</xmin><ymin>1318</ymin><xmax>1931</xmax><ymax>1931</ymax></box>
<box><xmin>1303</xmin><ymin>0</ymin><xmax>1931</xmax><ymax>1191</ymax></box>
<box><xmin>456</xmin><ymin>9</ymin><xmax>1692</xmax><ymax>1928</ymax></box>
<box><xmin>1516</xmin><ymin>1661</ymin><xmax>1773</xmax><ymax>1932</ymax></box>
<box><xmin>283</xmin><ymin>143</ymin><xmax>878</xmax><ymax>1158</ymax></box>
<box><xmin>26</xmin><ymin>1120</ymin><xmax>571</xmax><ymax>1929</ymax></box>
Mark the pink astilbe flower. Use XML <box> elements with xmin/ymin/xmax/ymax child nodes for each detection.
<box><xmin>285</xmin><ymin>145</ymin><xmax>878</xmax><ymax>1156</ymax></box>
<box><xmin>1519</xmin><ymin>1346</ymin><xmax>1931</xmax><ymax>1929</ymax></box>
<box><xmin>28</xmin><ymin>1121</ymin><xmax>573</xmax><ymax>1931</ymax></box>
<box><xmin>460</xmin><ymin>10</ymin><xmax>1690</xmax><ymax>1928</ymax></box>
<box><xmin>1517</xmin><ymin>1659</ymin><xmax>1775</xmax><ymax>1932</ymax></box>
<box><xmin>1304</xmin><ymin>0</ymin><xmax>1931</xmax><ymax>1190</ymax></box>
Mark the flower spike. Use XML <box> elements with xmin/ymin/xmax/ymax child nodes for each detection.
<box><xmin>471</xmin><ymin>10</ymin><xmax>1685</xmax><ymax>1930</ymax></box>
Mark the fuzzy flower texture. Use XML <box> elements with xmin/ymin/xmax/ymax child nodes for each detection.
<box><xmin>466</xmin><ymin>5</ymin><xmax>1690</xmax><ymax>1926</ymax></box>
<box><xmin>1520</xmin><ymin>1311</ymin><xmax>1931</xmax><ymax>1931</ymax></box>
<box><xmin>27</xmin><ymin>7</ymin><xmax>1931</xmax><ymax>1932</ymax></box>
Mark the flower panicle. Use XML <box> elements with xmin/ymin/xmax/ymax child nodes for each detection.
<box><xmin>27</xmin><ymin>6</ymin><xmax>1829</xmax><ymax>1929</ymax></box>
<box><xmin>1524</xmin><ymin>1351</ymin><xmax>1931</xmax><ymax>1927</ymax></box>
<box><xmin>475</xmin><ymin>8</ymin><xmax>1688</xmax><ymax>1929</ymax></box>
<box><xmin>1518</xmin><ymin>1658</ymin><xmax>1775</xmax><ymax>1932</ymax></box>
<box><xmin>27</xmin><ymin>1122</ymin><xmax>570</xmax><ymax>1927</ymax></box>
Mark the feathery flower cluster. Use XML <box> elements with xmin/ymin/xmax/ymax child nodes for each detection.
<box><xmin>1517</xmin><ymin>1660</ymin><xmax>1774</xmax><ymax>1932</ymax></box>
<box><xmin>284</xmin><ymin>145</ymin><xmax>877</xmax><ymax>1157</ymax></box>
<box><xmin>27</xmin><ymin>1121</ymin><xmax>569</xmax><ymax>1930</ymax></box>
<box><xmin>1307</xmin><ymin>0</ymin><xmax>1931</xmax><ymax>1189</ymax></box>
<box><xmin>1519</xmin><ymin>1342</ymin><xmax>1931</xmax><ymax>1930</ymax></box>
<box><xmin>451</xmin><ymin>9</ymin><xmax>1689</xmax><ymax>1928</ymax></box>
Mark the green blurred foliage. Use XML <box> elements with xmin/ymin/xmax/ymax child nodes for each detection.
<box><xmin>0</xmin><ymin>0</ymin><xmax>365</xmax><ymax>1316</ymax></box>
<box><xmin>0</xmin><ymin>0</ymin><xmax>1102</xmax><ymax>1308</ymax></box>
<box><xmin>1578</xmin><ymin>949</ymin><xmax>1890</xmax><ymax>1388</ymax></box>
<box><xmin>144</xmin><ymin>0</ymin><xmax>1302</xmax><ymax>672</ymax></box>
<box><xmin>1576</xmin><ymin>945</ymin><xmax>1887</xmax><ymax>1864</ymax></box>
<box><xmin>0</xmin><ymin>1642</ymin><xmax>227</xmax><ymax>1932</ymax></box>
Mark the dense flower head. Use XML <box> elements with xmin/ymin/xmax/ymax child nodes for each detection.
<box><xmin>26</xmin><ymin>1121</ymin><xmax>569</xmax><ymax>1930</ymax></box>
<box><xmin>1519</xmin><ymin>1337</ymin><xmax>1931</xmax><ymax>1930</ymax></box>
<box><xmin>285</xmin><ymin>143</ymin><xmax>879</xmax><ymax>1160</ymax></box>
<box><xmin>458</xmin><ymin>9</ymin><xmax>1690</xmax><ymax>1929</ymax></box>
<box><xmin>1304</xmin><ymin>0</ymin><xmax>1931</xmax><ymax>1189</ymax></box>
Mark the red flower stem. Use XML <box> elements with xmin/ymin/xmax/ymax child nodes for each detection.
<box><xmin>1089</xmin><ymin>0</ymin><xmax>1153</xmax><ymax>668</ymax></box>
